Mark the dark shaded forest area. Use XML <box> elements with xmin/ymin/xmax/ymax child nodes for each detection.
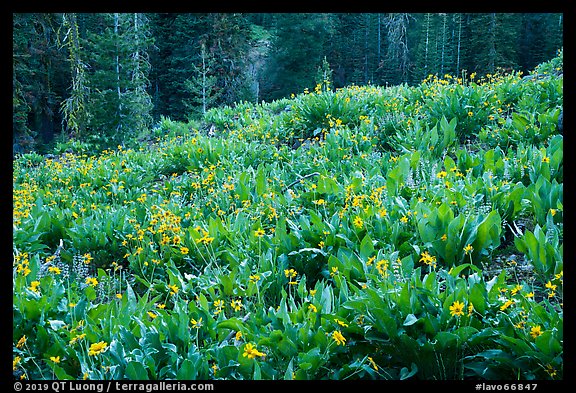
<box><xmin>13</xmin><ymin>13</ymin><xmax>563</xmax><ymax>154</ymax></box>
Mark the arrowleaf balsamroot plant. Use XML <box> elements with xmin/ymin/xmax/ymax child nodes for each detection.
<box><xmin>13</xmin><ymin>52</ymin><xmax>562</xmax><ymax>380</ymax></box>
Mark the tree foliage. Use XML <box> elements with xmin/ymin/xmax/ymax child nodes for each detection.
<box><xmin>12</xmin><ymin>12</ymin><xmax>563</xmax><ymax>154</ymax></box>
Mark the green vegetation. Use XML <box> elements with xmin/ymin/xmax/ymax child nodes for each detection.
<box><xmin>13</xmin><ymin>13</ymin><xmax>563</xmax><ymax>154</ymax></box>
<box><xmin>13</xmin><ymin>53</ymin><xmax>562</xmax><ymax>380</ymax></box>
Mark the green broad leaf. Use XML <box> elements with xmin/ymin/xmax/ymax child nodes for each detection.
<box><xmin>359</xmin><ymin>233</ymin><xmax>375</xmax><ymax>261</ymax></box>
<box><xmin>443</xmin><ymin>155</ymin><xmax>456</xmax><ymax>173</ymax></box>
<box><xmin>534</xmin><ymin>331</ymin><xmax>562</xmax><ymax>356</ymax></box>
<box><xmin>48</xmin><ymin>320</ymin><xmax>67</xmax><ymax>331</ymax></box>
<box><xmin>197</xmin><ymin>293</ymin><xmax>210</xmax><ymax>311</ymax></box>
<box><xmin>85</xmin><ymin>286</ymin><xmax>97</xmax><ymax>301</ymax></box>
<box><xmin>284</xmin><ymin>358</ymin><xmax>295</xmax><ymax>380</ymax></box>
<box><xmin>397</xmin><ymin>283</ymin><xmax>412</xmax><ymax>315</ymax></box>
<box><xmin>469</xmin><ymin>283</ymin><xmax>488</xmax><ymax>314</ymax></box>
<box><xmin>288</xmin><ymin>248</ymin><xmax>326</xmax><ymax>257</ymax></box>
<box><xmin>71</xmin><ymin>299</ymin><xmax>88</xmax><ymax>321</ymax></box>
<box><xmin>429</xmin><ymin>125</ymin><xmax>439</xmax><ymax>147</ymax></box>
<box><xmin>473</xmin><ymin>210</ymin><xmax>502</xmax><ymax>251</ymax></box>
<box><xmin>370</xmin><ymin>308</ymin><xmax>398</xmax><ymax>339</ymax></box>
<box><xmin>53</xmin><ymin>364</ymin><xmax>74</xmax><ymax>380</ymax></box>
<box><xmin>497</xmin><ymin>335</ymin><xmax>533</xmax><ymax>354</ymax></box>
<box><xmin>219</xmin><ymin>274</ymin><xmax>234</xmax><ymax>296</ymax></box>
<box><xmin>453</xmin><ymin>326</ymin><xmax>479</xmax><ymax>342</ymax></box>
<box><xmin>217</xmin><ymin>318</ymin><xmax>245</xmax><ymax>333</ymax></box>
<box><xmin>33</xmin><ymin>212</ymin><xmax>51</xmax><ymax>234</ymax></box>
<box><xmin>255</xmin><ymin>165</ymin><xmax>266</xmax><ymax>196</ymax></box>
<box><xmin>125</xmin><ymin>361</ymin><xmax>149</xmax><ymax>380</ymax></box>
<box><xmin>512</xmin><ymin>113</ymin><xmax>530</xmax><ymax>132</ymax></box>
<box><xmin>317</xmin><ymin>175</ymin><xmax>340</xmax><ymax>194</ymax></box>
<box><xmin>237</xmin><ymin>171</ymin><xmax>251</xmax><ymax>200</ymax></box>
<box><xmin>399</xmin><ymin>363</ymin><xmax>418</xmax><ymax>380</ymax></box>
<box><xmin>435</xmin><ymin>331</ymin><xmax>459</xmax><ymax>349</ymax></box>
<box><xmin>125</xmin><ymin>281</ymin><xmax>137</xmax><ymax>315</ymax></box>
<box><xmin>409</xmin><ymin>150</ymin><xmax>421</xmax><ymax>170</ymax></box>
<box><xmin>298</xmin><ymin>347</ymin><xmax>321</xmax><ymax>372</ymax></box>
<box><xmin>277</xmin><ymin>335</ymin><xmax>298</xmax><ymax>357</ymax></box>
<box><xmin>403</xmin><ymin>314</ymin><xmax>419</xmax><ymax>326</ymax></box>
<box><xmin>253</xmin><ymin>361</ymin><xmax>262</xmax><ymax>380</ymax></box>
<box><xmin>449</xmin><ymin>263</ymin><xmax>481</xmax><ymax>277</ymax></box>
<box><xmin>177</xmin><ymin>359</ymin><xmax>198</xmax><ymax>379</ymax></box>
<box><xmin>109</xmin><ymin>339</ymin><xmax>128</xmax><ymax>367</ymax></box>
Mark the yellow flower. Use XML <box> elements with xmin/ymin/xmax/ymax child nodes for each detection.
<box><xmin>353</xmin><ymin>216</ymin><xmax>364</xmax><ymax>228</ymax></box>
<box><xmin>235</xmin><ymin>331</ymin><xmax>242</xmax><ymax>341</ymax></box>
<box><xmin>376</xmin><ymin>260</ymin><xmax>389</xmax><ymax>277</ymax></box>
<box><xmin>545</xmin><ymin>281</ymin><xmax>557</xmax><ymax>291</ymax></box>
<box><xmin>449</xmin><ymin>300</ymin><xmax>465</xmax><ymax>317</ymax></box>
<box><xmin>190</xmin><ymin>317</ymin><xmax>203</xmax><ymax>329</ymax></box>
<box><xmin>167</xmin><ymin>284</ymin><xmax>179</xmax><ymax>295</ymax></box>
<box><xmin>500</xmin><ymin>299</ymin><xmax>514</xmax><ymax>311</ymax></box>
<box><xmin>530</xmin><ymin>325</ymin><xmax>542</xmax><ymax>339</ymax></box>
<box><xmin>196</xmin><ymin>236</ymin><xmax>215</xmax><ymax>245</ymax></box>
<box><xmin>88</xmin><ymin>341</ymin><xmax>108</xmax><ymax>356</ymax></box>
<box><xmin>419</xmin><ymin>251</ymin><xmax>437</xmax><ymax>268</ymax></box>
<box><xmin>69</xmin><ymin>333</ymin><xmax>86</xmax><ymax>345</ymax></box>
<box><xmin>284</xmin><ymin>268</ymin><xmax>297</xmax><ymax>279</ymax></box>
<box><xmin>50</xmin><ymin>356</ymin><xmax>61</xmax><ymax>364</ymax></box>
<box><xmin>335</xmin><ymin>319</ymin><xmax>349</xmax><ymax>328</ymax></box>
<box><xmin>29</xmin><ymin>281</ymin><xmax>41</xmax><ymax>293</ymax></box>
<box><xmin>330</xmin><ymin>266</ymin><xmax>338</xmax><ymax>277</ymax></box>
<box><xmin>180</xmin><ymin>247</ymin><xmax>189</xmax><ymax>255</ymax></box>
<box><xmin>367</xmin><ymin>356</ymin><xmax>378</xmax><ymax>371</ymax></box>
<box><xmin>85</xmin><ymin>277</ymin><xmax>99</xmax><ymax>287</ymax></box>
<box><xmin>332</xmin><ymin>330</ymin><xmax>346</xmax><ymax>346</ymax></box>
<box><xmin>147</xmin><ymin>311</ymin><xmax>158</xmax><ymax>319</ymax></box>
<box><xmin>511</xmin><ymin>284</ymin><xmax>523</xmax><ymax>296</ymax></box>
<box><xmin>16</xmin><ymin>335</ymin><xmax>27</xmax><ymax>349</ymax></box>
<box><xmin>440</xmin><ymin>234</ymin><xmax>447</xmax><ymax>241</ymax></box>
<box><xmin>83</xmin><ymin>253</ymin><xmax>93</xmax><ymax>264</ymax></box>
<box><xmin>48</xmin><ymin>266</ymin><xmax>62</xmax><ymax>275</ymax></box>
<box><xmin>542</xmin><ymin>156</ymin><xmax>550</xmax><ymax>163</ymax></box>
<box><xmin>231</xmin><ymin>299</ymin><xmax>243</xmax><ymax>312</ymax></box>
<box><xmin>254</xmin><ymin>228</ymin><xmax>265</xmax><ymax>237</ymax></box>
<box><xmin>308</xmin><ymin>304</ymin><xmax>317</xmax><ymax>313</ymax></box>
<box><xmin>243</xmin><ymin>343</ymin><xmax>266</xmax><ymax>359</ymax></box>
<box><xmin>13</xmin><ymin>356</ymin><xmax>22</xmax><ymax>371</ymax></box>
<box><xmin>464</xmin><ymin>244</ymin><xmax>474</xmax><ymax>255</ymax></box>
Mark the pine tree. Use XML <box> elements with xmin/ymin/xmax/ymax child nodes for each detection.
<box><xmin>384</xmin><ymin>13</ymin><xmax>412</xmax><ymax>85</ymax></box>
<box><xmin>59</xmin><ymin>12</ymin><xmax>90</xmax><ymax>140</ymax></box>
<box><xmin>82</xmin><ymin>13</ymin><xmax>153</xmax><ymax>148</ymax></box>
<box><xmin>13</xmin><ymin>13</ymin><xmax>68</xmax><ymax>152</ymax></box>
<box><xmin>183</xmin><ymin>41</ymin><xmax>220</xmax><ymax>117</ymax></box>
<box><xmin>260</xmin><ymin>13</ymin><xmax>335</xmax><ymax>100</ymax></box>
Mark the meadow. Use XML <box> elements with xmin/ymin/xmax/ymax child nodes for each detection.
<box><xmin>13</xmin><ymin>53</ymin><xmax>563</xmax><ymax>380</ymax></box>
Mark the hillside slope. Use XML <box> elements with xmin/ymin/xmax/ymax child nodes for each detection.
<box><xmin>13</xmin><ymin>54</ymin><xmax>563</xmax><ymax>380</ymax></box>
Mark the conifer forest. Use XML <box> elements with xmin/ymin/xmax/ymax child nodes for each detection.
<box><xmin>13</xmin><ymin>13</ymin><xmax>564</xmax><ymax>382</ymax></box>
